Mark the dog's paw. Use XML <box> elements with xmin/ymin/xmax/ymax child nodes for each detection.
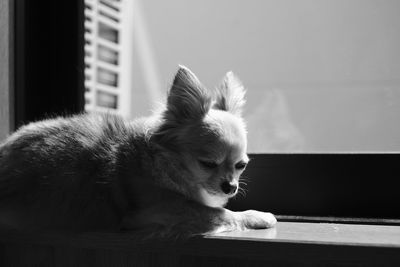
<box><xmin>241</xmin><ymin>210</ymin><xmax>277</xmax><ymax>229</ymax></box>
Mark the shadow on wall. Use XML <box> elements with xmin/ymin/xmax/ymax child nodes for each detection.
<box><xmin>246</xmin><ymin>89</ymin><xmax>305</xmax><ymax>153</ymax></box>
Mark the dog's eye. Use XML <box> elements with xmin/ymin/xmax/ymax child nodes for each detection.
<box><xmin>235</xmin><ymin>161</ymin><xmax>247</xmax><ymax>170</ymax></box>
<box><xmin>199</xmin><ymin>160</ymin><xmax>218</xmax><ymax>169</ymax></box>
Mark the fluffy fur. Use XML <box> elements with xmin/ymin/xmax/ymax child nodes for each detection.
<box><xmin>0</xmin><ymin>66</ymin><xmax>276</xmax><ymax>238</ymax></box>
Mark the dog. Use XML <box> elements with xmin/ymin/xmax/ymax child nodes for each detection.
<box><xmin>0</xmin><ymin>66</ymin><xmax>276</xmax><ymax>238</ymax></box>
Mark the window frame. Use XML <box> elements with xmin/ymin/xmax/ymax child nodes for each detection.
<box><xmin>0</xmin><ymin>0</ymin><xmax>14</xmax><ymax>141</ymax></box>
<box><xmin>13</xmin><ymin>0</ymin><xmax>85</xmax><ymax>128</ymax></box>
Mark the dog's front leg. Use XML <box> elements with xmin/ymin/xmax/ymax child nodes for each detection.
<box><xmin>120</xmin><ymin>201</ymin><xmax>276</xmax><ymax>238</ymax></box>
<box><xmin>211</xmin><ymin>208</ymin><xmax>277</xmax><ymax>234</ymax></box>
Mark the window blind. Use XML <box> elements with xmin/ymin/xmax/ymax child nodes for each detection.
<box><xmin>84</xmin><ymin>0</ymin><xmax>126</xmax><ymax>116</ymax></box>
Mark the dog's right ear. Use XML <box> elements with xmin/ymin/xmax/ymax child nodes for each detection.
<box><xmin>166</xmin><ymin>65</ymin><xmax>212</xmax><ymax>121</ymax></box>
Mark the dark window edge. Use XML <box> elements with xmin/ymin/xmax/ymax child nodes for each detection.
<box><xmin>228</xmin><ymin>153</ymin><xmax>400</xmax><ymax>220</ymax></box>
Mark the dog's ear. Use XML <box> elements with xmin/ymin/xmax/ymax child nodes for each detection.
<box><xmin>166</xmin><ymin>65</ymin><xmax>212</xmax><ymax>121</ymax></box>
<box><xmin>214</xmin><ymin>71</ymin><xmax>246</xmax><ymax>116</ymax></box>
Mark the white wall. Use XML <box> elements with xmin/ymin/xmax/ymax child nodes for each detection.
<box><xmin>129</xmin><ymin>0</ymin><xmax>400</xmax><ymax>152</ymax></box>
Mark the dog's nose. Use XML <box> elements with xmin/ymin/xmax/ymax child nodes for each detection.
<box><xmin>220</xmin><ymin>181</ymin><xmax>238</xmax><ymax>195</ymax></box>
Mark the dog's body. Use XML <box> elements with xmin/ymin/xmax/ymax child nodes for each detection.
<box><xmin>0</xmin><ymin>66</ymin><xmax>276</xmax><ymax>238</ymax></box>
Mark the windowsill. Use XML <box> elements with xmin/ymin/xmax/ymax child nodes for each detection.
<box><xmin>208</xmin><ymin>221</ymin><xmax>400</xmax><ymax>247</ymax></box>
<box><xmin>1</xmin><ymin>221</ymin><xmax>400</xmax><ymax>266</ymax></box>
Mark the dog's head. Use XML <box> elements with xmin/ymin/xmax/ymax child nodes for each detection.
<box><xmin>154</xmin><ymin>66</ymin><xmax>249</xmax><ymax>208</ymax></box>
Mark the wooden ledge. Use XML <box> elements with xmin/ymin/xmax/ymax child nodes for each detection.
<box><xmin>1</xmin><ymin>222</ymin><xmax>400</xmax><ymax>266</ymax></box>
<box><xmin>209</xmin><ymin>221</ymin><xmax>400</xmax><ymax>247</ymax></box>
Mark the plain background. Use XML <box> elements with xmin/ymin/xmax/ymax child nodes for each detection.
<box><xmin>127</xmin><ymin>0</ymin><xmax>400</xmax><ymax>152</ymax></box>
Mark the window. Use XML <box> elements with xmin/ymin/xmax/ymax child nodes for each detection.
<box><xmin>98</xmin><ymin>0</ymin><xmax>398</xmax><ymax>220</ymax></box>
<box><xmin>97</xmin><ymin>67</ymin><xmax>118</xmax><ymax>87</ymax></box>
<box><xmin>9</xmin><ymin>0</ymin><xmax>400</xmax><ymax>221</ymax></box>
<box><xmin>98</xmin><ymin>22</ymin><xmax>119</xmax><ymax>43</ymax></box>
<box><xmin>98</xmin><ymin>45</ymin><xmax>119</xmax><ymax>65</ymax></box>
<box><xmin>3</xmin><ymin>0</ymin><xmax>400</xmax><ymax>265</ymax></box>
<box><xmin>125</xmin><ymin>0</ymin><xmax>400</xmax><ymax>153</ymax></box>
<box><xmin>84</xmin><ymin>0</ymin><xmax>132</xmax><ymax>117</ymax></box>
<box><xmin>96</xmin><ymin>90</ymin><xmax>118</xmax><ymax>109</ymax></box>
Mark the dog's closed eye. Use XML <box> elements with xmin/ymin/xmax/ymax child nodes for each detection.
<box><xmin>199</xmin><ymin>160</ymin><xmax>218</xmax><ymax>169</ymax></box>
<box><xmin>235</xmin><ymin>161</ymin><xmax>247</xmax><ymax>170</ymax></box>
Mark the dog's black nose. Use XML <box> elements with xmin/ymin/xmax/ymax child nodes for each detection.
<box><xmin>220</xmin><ymin>181</ymin><xmax>238</xmax><ymax>195</ymax></box>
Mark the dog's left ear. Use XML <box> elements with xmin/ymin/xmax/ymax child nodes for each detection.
<box><xmin>214</xmin><ymin>71</ymin><xmax>246</xmax><ymax>116</ymax></box>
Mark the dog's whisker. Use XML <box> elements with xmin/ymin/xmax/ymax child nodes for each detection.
<box><xmin>236</xmin><ymin>187</ymin><xmax>248</xmax><ymax>198</ymax></box>
<box><xmin>239</xmin><ymin>176</ymin><xmax>251</xmax><ymax>183</ymax></box>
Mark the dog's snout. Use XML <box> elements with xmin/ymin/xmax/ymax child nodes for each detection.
<box><xmin>220</xmin><ymin>181</ymin><xmax>238</xmax><ymax>195</ymax></box>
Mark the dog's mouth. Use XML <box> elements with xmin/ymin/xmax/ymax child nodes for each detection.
<box><xmin>197</xmin><ymin>186</ymin><xmax>230</xmax><ymax>208</ymax></box>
